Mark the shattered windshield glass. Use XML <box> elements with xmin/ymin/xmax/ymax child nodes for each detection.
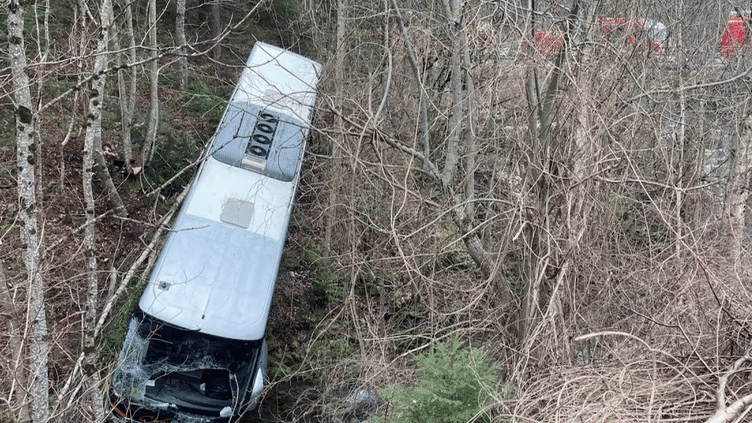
<box><xmin>112</xmin><ymin>309</ymin><xmax>261</xmax><ymax>421</ymax></box>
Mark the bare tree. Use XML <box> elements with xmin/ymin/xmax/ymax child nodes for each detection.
<box><xmin>323</xmin><ymin>0</ymin><xmax>347</xmax><ymax>255</ymax></box>
<box><xmin>440</xmin><ymin>0</ymin><xmax>464</xmax><ymax>188</ymax></box>
<box><xmin>391</xmin><ymin>0</ymin><xmax>430</xmax><ymax>169</ymax></box>
<box><xmin>116</xmin><ymin>0</ymin><xmax>137</xmax><ymax>174</ymax></box>
<box><xmin>518</xmin><ymin>0</ymin><xmax>584</xmax><ymax>352</ymax></box>
<box><xmin>142</xmin><ymin>0</ymin><xmax>160</xmax><ymax>166</ymax></box>
<box><xmin>7</xmin><ymin>1</ymin><xmax>50</xmax><ymax>420</ymax></box>
<box><xmin>75</xmin><ymin>0</ymin><xmax>128</xmax><ymax>218</ymax></box>
<box><xmin>80</xmin><ymin>0</ymin><xmax>114</xmax><ymax>415</ymax></box>
<box><xmin>176</xmin><ymin>0</ymin><xmax>188</xmax><ymax>91</ymax></box>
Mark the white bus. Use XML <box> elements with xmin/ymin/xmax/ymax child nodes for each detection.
<box><xmin>109</xmin><ymin>42</ymin><xmax>320</xmax><ymax>423</ymax></box>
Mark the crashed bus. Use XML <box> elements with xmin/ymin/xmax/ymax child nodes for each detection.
<box><xmin>109</xmin><ymin>42</ymin><xmax>320</xmax><ymax>422</ymax></box>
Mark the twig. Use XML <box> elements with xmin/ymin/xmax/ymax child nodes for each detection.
<box><xmin>44</xmin><ymin>210</ymin><xmax>113</xmax><ymax>253</ymax></box>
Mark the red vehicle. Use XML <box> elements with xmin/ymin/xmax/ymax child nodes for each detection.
<box><xmin>530</xmin><ymin>17</ymin><xmax>666</xmax><ymax>56</ymax></box>
<box><xmin>533</xmin><ymin>28</ymin><xmax>564</xmax><ymax>55</ymax></box>
<box><xmin>721</xmin><ymin>12</ymin><xmax>750</xmax><ymax>56</ymax></box>
<box><xmin>597</xmin><ymin>17</ymin><xmax>666</xmax><ymax>53</ymax></box>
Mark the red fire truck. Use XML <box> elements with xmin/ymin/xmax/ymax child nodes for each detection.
<box><xmin>531</xmin><ymin>17</ymin><xmax>667</xmax><ymax>56</ymax></box>
<box><xmin>597</xmin><ymin>17</ymin><xmax>666</xmax><ymax>53</ymax></box>
<box><xmin>721</xmin><ymin>11</ymin><xmax>750</xmax><ymax>56</ymax></box>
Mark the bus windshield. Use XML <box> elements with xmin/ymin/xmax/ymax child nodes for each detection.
<box><xmin>112</xmin><ymin>309</ymin><xmax>261</xmax><ymax>418</ymax></box>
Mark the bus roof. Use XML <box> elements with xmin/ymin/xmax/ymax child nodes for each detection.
<box><xmin>139</xmin><ymin>157</ymin><xmax>295</xmax><ymax>340</ymax></box>
<box><xmin>231</xmin><ymin>42</ymin><xmax>320</xmax><ymax>126</ymax></box>
<box><xmin>138</xmin><ymin>43</ymin><xmax>320</xmax><ymax>341</ymax></box>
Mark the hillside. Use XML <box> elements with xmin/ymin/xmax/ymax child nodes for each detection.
<box><xmin>2</xmin><ymin>1</ymin><xmax>752</xmax><ymax>423</ymax></box>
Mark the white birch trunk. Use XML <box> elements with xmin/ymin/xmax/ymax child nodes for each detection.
<box><xmin>120</xmin><ymin>0</ymin><xmax>138</xmax><ymax>174</ymax></box>
<box><xmin>176</xmin><ymin>0</ymin><xmax>188</xmax><ymax>91</ymax></box>
<box><xmin>115</xmin><ymin>0</ymin><xmax>134</xmax><ymax>174</ymax></box>
<box><xmin>142</xmin><ymin>0</ymin><xmax>160</xmax><ymax>165</ymax></box>
<box><xmin>8</xmin><ymin>2</ymin><xmax>50</xmax><ymax>421</ymax></box>
<box><xmin>81</xmin><ymin>0</ymin><xmax>114</xmax><ymax>419</ymax></box>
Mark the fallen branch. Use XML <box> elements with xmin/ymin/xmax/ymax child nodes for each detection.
<box><xmin>705</xmin><ymin>355</ymin><xmax>752</xmax><ymax>423</ymax></box>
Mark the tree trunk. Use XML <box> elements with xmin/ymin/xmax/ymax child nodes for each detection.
<box><xmin>81</xmin><ymin>0</ymin><xmax>115</xmax><ymax>418</ymax></box>
<box><xmin>8</xmin><ymin>1</ymin><xmax>50</xmax><ymax>421</ymax></box>
<box><xmin>116</xmin><ymin>0</ymin><xmax>135</xmax><ymax>175</ymax></box>
<box><xmin>520</xmin><ymin>0</ymin><xmax>580</xmax><ymax>348</ymax></box>
<box><xmin>440</xmin><ymin>0</ymin><xmax>463</xmax><ymax>188</ymax></box>
<box><xmin>728</xmin><ymin>110</ymin><xmax>752</xmax><ymax>273</ymax></box>
<box><xmin>83</xmin><ymin>0</ymin><xmax>127</xmax><ymax>218</ymax></box>
<box><xmin>458</xmin><ymin>6</ymin><xmax>483</xmax><ymax>266</ymax></box>
<box><xmin>324</xmin><ymin>0</ymin><xmax>347</xmax><ymax>255</ymax></box>
<box><xmin>461</xmin><ymin>25</ymin><xmax>476</xmax><ymax>214</ymax></box>
<box><xmin>390</xmin><ymin>0</ymin><xmax>430</xmax><ymax>170</ymax></box>
<box><xmin>94</xmin><ymin>131</ymin><xmax>128</xmax><ymax>217</ymax></box>
<box><xmin>40</xmin><ymin>0</ymin><xmax>51</xmax><ymax>61</ymax></box>
<box><xmin>556</xmin><ymin>2</ymin><xmax>597</xmax><ymax>363</ymax></box>
<box><xmin>176</xmin><ymin>0</ymin><xmax>188</xmax><ymax>91</ymax></box>
<box><xmin>672</xmin><ymin>24</ymin><xmax>692</xmax><ymax>261</ymax></box>
<box><xmin>142</xmin><ymin>0</ymin><xmax>159</xmax><ymax>166</ymax></box>
<box><xmin>212</xmin><ymin>0</ymin><xmax>222</xmax><ymax>64</ymax></box>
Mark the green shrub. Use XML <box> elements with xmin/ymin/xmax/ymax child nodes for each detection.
<box><xmin>101</xmin><ymin>108</ymin><xmax>120</xmax><ymax>132</ymax></box>
<box><xmin>159</xmin><ymin>68</ymin><xmax>181</xmax><ymax>90</ymax></box>
<box><xmin>0</xmin><ymin>408</ymin><xmax>13</xmax><ymax>423</ymax></box>
<box><xmin>181</xmin><ymin>80</ymin><xmax>228</xmax><ymax>125</ymax></box>
<box><xmin>301</xmin><ymin>240</ymin><xmax>349</xmax><ymax>306</ymax></box>
<box><xmin>376</xmin><ymin>336</ymin><xmax>500</xmax><ymax>423</ymax></box>
<box><xmin>145</xmin><ymin>132</ymin><xmax>197</xmax><ymax>197</ymax></box>
<box><xmin>611</xmin><ymin>195</ymin><xmax>630</xmax><ymax>220</ymax></box>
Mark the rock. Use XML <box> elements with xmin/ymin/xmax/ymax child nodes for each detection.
<box><xmin>344</xmin><ymin>386</ymin><xmax>382</xmax><ymax>413</ymax></box>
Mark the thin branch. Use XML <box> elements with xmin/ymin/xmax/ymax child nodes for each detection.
<box><xmin>325</xmin><ymin>95</ymin><xmax>442</xmax><ymax>180</ymax></box>
<box><xmin>44</xmin><ymin>210</ymin><xmax>113</xmax><ymax>253</ymax></box>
